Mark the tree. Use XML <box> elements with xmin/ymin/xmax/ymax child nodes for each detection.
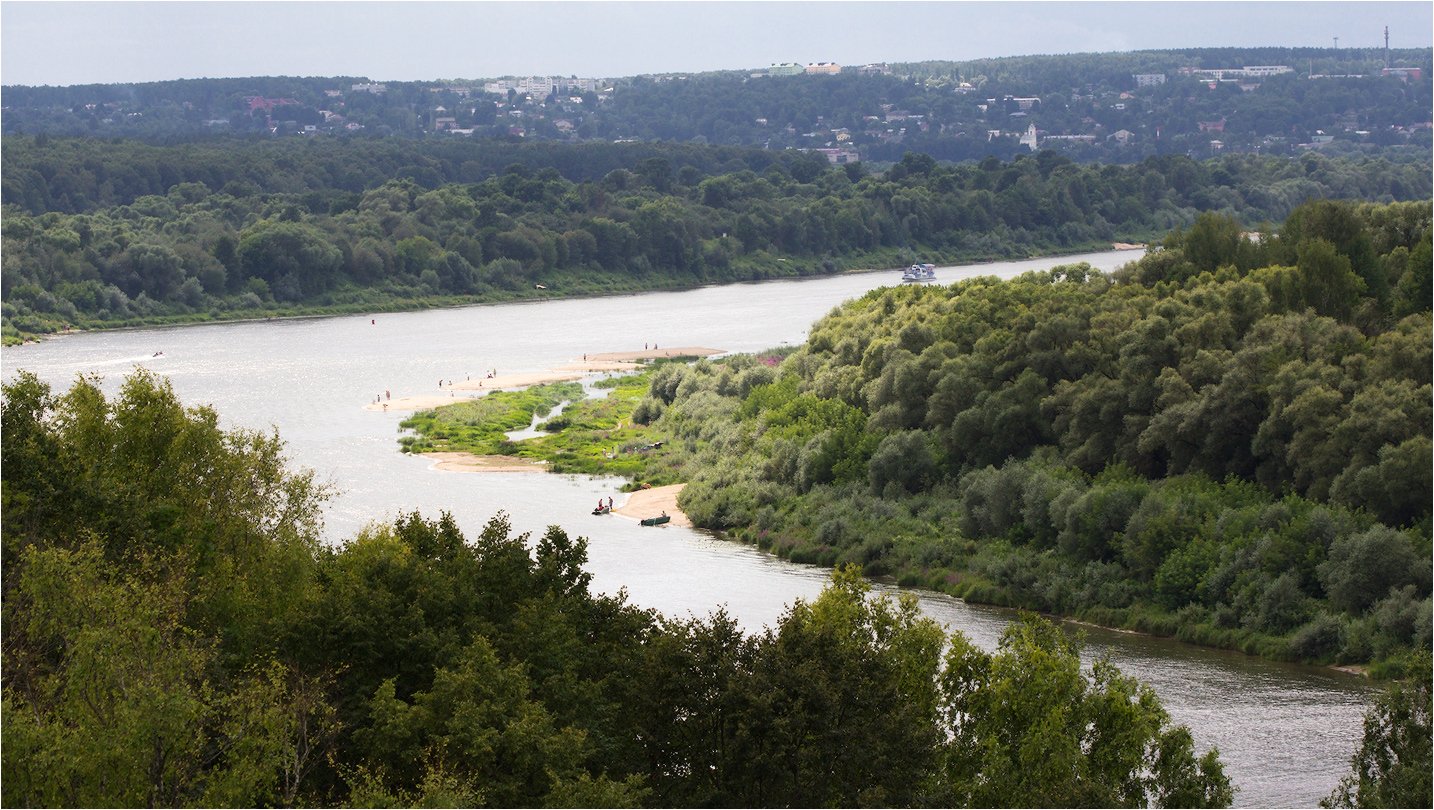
<box><xmin>730</xmin><ymin>566</ymin><xmax>947</xmax><ymax>806</ymax></box>
<box><xmin>1324</xmin><ymin>654</ymin><xmax>1433</xmax><ymax>808</ymax></box>
<box><xmin>1318</xmin><ymin>527</ymin><xmax>1428</xmax><ymax>616</ymax></box>
<box><xmin>236</xmin><ymin>220</ymin><xmax>343</xmax><ymax>300</ymax></box>
<box><xmin>1</xmin><ymin>370</ymin><xmax>335</xmax><ymax>808</ymax></box>
<box><xmin>1297</xmin><ymin>237</ymin><xmax>1366</xmax><ymax>321</ymax></box>
<box><xmin>939</xmin><ymin>614</ymin><xmax>1233</xmax><ymax>807</ymax></box>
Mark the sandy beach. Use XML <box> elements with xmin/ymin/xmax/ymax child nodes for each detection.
<box><xmin>613</xmin><ymin>483</ymin><xmax>691</xmax><ymax>527</ymax></box>
<box><xmin>363</xmin><ymin>393</ymin><xmax>483</xmax><ymax>412</ymax></box>
<box><xmin>449</xmin><ymin>371</ymin><xmax>585</xmax><ymax>391</ymax></box>
<box><xmin>588</xmin><ymin>347</ymin><xmax>726</xmax><ymax>362</ymax></box>
<box><xmin>550</xmin><ymin>360</ymin><xmax>643</xmax><ymax>372</ymax></box>
<box><xmin>365</xmin><ymin>346</ymin><xmax>725</xmax><ymax>412</ymax></box>
<box><xmin>363</xmin><ymin>371</ymin><xmax>586</xmax><ymax>412</ymax></box>
<box><xmin>422</xmin><ymin>452</ymin><xmax>549</xmax><ymax>473</ymax></box>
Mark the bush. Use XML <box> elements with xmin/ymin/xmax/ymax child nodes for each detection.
<box><xmin>1289</xmin><ymin>613</ymin><xmax>1345</xmax><ymax>660</ymax></box>
<box><xmin>1319</xmin><ymin>526</ymin><xmax>1428</xmax><ymax>615</ymax></box>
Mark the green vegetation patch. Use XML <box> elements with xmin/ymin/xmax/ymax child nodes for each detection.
<box><xmin>398</xmin><ymin>381</ymin><xmax>583</xmax><ymax>455</ymax></box>
<box><xmin>518</xmin><ymin>372</ymin><xmax>658</xmax><ymax>479</ymax></box>
<box><xmin>394</xmin><ymin>368</ymin><xmax>690</xmax><ymax>488</ymax></box>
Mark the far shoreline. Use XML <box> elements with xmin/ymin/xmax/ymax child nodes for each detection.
<box><xmin>2</xmin><ymin>246</ymin><xmax>1145</xmax><ymax>346</ymax></box>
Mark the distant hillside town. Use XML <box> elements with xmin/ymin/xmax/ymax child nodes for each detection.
<box><xmin>2</xmin><ymin>46</ymin><xmax>1428</xmax><ymax>164</ymax></box>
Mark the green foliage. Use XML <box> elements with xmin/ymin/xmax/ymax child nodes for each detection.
<box><xmin>608</xmin><ymin>200</ymin><xmax>1431</xmax><ymax>668</ymax></box>
<box><xmin>2</xmin><ymin>370</ymin><xmax>334</xmax><ymax>806</ymax></box>
<box><xmin>398</xmin><ymin>381</ymin><xmax>583</xmax><ymax>455</ymax></box>
<box><xmin>1324</xmin><ymin>653</ymin><xmax>1433</xmax><ymax>808</ymax></box>
<box><xmin>2</xmin><ymin>370</ymin><xmax>1236</xmax><ymax>806</ymax></box>
<box><xmin>728</xmin><ymin>567</ymin><xmax>949</xmax><ymax>806</ymax></box>
<box><xmin>3</xmin><ymin>130</ymin><xmax>1428</xmax><ymax>340</ymax></box>
<box><xmin>940</xmin><ymin>614</ymin><xmax>1233</xmax><ymax>807</ymax></box>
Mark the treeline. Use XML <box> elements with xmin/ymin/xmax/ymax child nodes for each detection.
<box><xmin>595</xmin><ymin>54</ymin><xmax>1432</xmax><ymax>162</ymax></box>
<box><xmin>4</xmin><ymin>139</ymin><xmax>1429</xmax><ymax>342</ymax></box>
<box><xmin>614</xmin><ymin>199</ymin><xmax>1432</xmax><ymax>669</ymax></box>
<box><xmin>1</xmin><ymin>368</ymin><xmax>1236</xmax><ymax>807</ymax></box>
<box><xmin>2</xmin><ymin>48</ymin><xmax>1429</xmax><ymax>163</ymax></box>
<box><xmin>0</xmin><ymin>136</ymin><xmax>819</xmax><ymax>215</ymax></box>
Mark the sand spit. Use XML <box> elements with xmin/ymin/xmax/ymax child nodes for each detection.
<box><xmin>588</xmin><ymin>347</ymin><xmax>726</xmax><ymax>362</ymax></box>
<box><xmin>613</xmin><ymin>483</ymin><xmax>691</xmax><ymax>527</ymax></box>
<box><xmin>422</xmin><ymin>452</ymin><xmax>549</xmax><ymax>473</ymax></box>
<box><xmin>364</xmin><ymin>393</ymin><xmax>481</xmax><ymax>412</ymax></box>
<box><xmin>367</xmin><ymin>347</ymin><xmax>724</xmax><ymax>412</ymax></box>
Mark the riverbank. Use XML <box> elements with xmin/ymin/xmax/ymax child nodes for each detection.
<box><xmin>614</xmin><ymin>484</ymin><xmax>692</xmax><ymax>527</ymax></box>
<box><xmin>588</xmin><ymin>347</ymin><xmax>726</xmax><ymax>362</ymax></box>
<box><xmin>366</xmin><ymin>371</ymin><xmax>586</xmax><ymax>412</ymax></box>
<box><xmin>366</xmin><ymin>350</ymin><xmax>720</xmax><ymax>413</ymax></box>
<box><xmin>424</xmin><ymin>452</ymin><xmax>549</xmax><ymax>473</ymax></box>
<box><xmin>4</xmin><ymin>244</ymin><xmax>1147</xmax><ymax>346</ymax></box>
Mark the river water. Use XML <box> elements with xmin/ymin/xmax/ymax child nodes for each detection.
<box><xmin>1</xmin><ymin>251</ymin><xmax>1372</xmax><ymax>807</ymax></box>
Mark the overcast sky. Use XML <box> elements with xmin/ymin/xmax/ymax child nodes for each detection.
<box><xmin>2</xmin><ymin>1</ymin><xmax>1430</xmax><ymax>87</ymax></box>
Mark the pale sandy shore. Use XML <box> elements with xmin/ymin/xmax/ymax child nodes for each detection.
<box><xmin>550</xmin><ymin>360</ymin><xmax>643</xmax><ymax>372</ymax></box>
<box><xmin>364</xmin><ymin>371</ymin><xmax>586</xmax><ymax>412</ymax></box>
<box><xmin>449</xmin><ymin>371</ymin><xmax>585</xmax><ymax>391</ymax></box>
<box><xmin>588</xmin><ymin>347</ymin><xmax>726</xmax><ymax>362</ymax></box>
<box><xmin>613</xmin><ymin>483</ymin><xmax>691</xmax><ymax>527</ymax></box>
<box><xmin>364</xmin><ymin>393</ymin><xmax>482</xmax><ymax>412</ymax></box>
<box><xmin>1112</xmin><ymin>242</ymin><xmax>1148</xmax><ymax>251</ymax></box>
<box><xmin>422</xmin><ymin>451</ymin><xmax>549</xmax><ymax>473</ymax></box>
<box><xmin>365</xmin><ymin>347</ymin><xmax>724</xmax><ymax>412</ymax></box>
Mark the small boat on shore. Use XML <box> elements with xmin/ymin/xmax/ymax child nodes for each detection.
<box><xmin>592</xmin><ymin>505</ymin><xmax>611</xmax><ymax>515</ymax></box>
<box><xmin>640</xmin><ymin>514</ymin><xmax>671</xmax><ymax>526</ymax></box>
<box><xmin>902</xmin><ymin>263</ymin><xmax>937</xmax><ymax>282</ymax></box>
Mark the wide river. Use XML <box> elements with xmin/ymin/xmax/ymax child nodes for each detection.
<box><xmin>2</xmin><ymin>251</ymin><xmax>1372</xmax><ymax>807</ymax></box>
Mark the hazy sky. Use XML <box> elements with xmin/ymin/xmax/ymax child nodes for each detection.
<box><xmin>2</xmin><ymin>1</ymin><xmax>1430</xmax><ymax>87</ymax></box>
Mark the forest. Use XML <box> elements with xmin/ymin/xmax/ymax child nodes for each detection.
<box><xmin>2</xmin><ymin>368</ymin><xmax>1242</xmax><ymax>808</ymax></box>
<box><xmin>3</xmin><ymin>134</ymin><xmax>1429</xmax><ymax>343</ymax></box>
<box><xmin>397</xmin><ymin>199</ymin><xmax>1432</xmax><ymax>677</ymax></box>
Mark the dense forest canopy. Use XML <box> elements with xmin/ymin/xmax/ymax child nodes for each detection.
<box><xmin>2</xmin><ymin>48</ymin><xmax>1429</xmax><ymax>163</ymax></box>
<box><xmin>3</xmin><ymin>134</ymin><xmax>1428</xmax><ymax>343</ymax></box>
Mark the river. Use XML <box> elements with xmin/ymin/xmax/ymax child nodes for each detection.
<box><xmin>1</xmin><ymin>250</ymin><xmax>1372</xmax><ymax>807</ymax></box>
